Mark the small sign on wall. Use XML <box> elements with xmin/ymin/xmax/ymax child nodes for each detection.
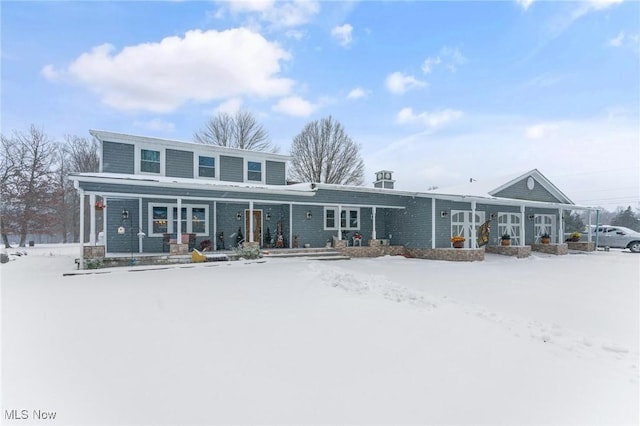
<box><xmin>117</xmin><ymin>226</ymin><xmax>125</xmax><ymax>235</ymax></box>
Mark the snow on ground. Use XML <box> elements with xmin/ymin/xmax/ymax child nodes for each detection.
<box><xmin>1</xmin><ymin>244</ymin><xmax>638</xmax><ymax>425</ymax></box>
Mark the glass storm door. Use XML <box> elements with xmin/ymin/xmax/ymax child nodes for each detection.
<box><xmin>451</xmin><ymin>210</ymin><xmax>486</xmax><ymax>248</ymax></box>
<box><xmin>498</xmin><ymin>213</ymin><xmax>521</xmax><ymax>246</ymax></box>
<box><xmin>534</xmin><ymin>214</ymin><xmax>556</xmax><ymax>243</ymax></box>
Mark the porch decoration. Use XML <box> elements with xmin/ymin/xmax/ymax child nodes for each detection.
<box><xmin>264</xmin><ymin>227</ymin><xmax>272</xmax><ymax>248</ymax></box>
<box><xmin>451</xmin><ymin>235</ymin><xmax>465</xmax><ymax>248</ymax></box>
<box><xmin>540</xmin><ymin>233</ymin><xmax>551</xmax><ymax>244</ymax></box>
<box><xmin>568</xmin><ymin>231</ymin><xmax>581</xmax><ymax>242</ymax></box>
<box><xmin>217</xmin><ymin>232</ymin><xmax>225</xmax><ymax>250</ymax></box>
<box><xmin>501</xmin><ymin>234</ymin><xmax>511</xmax><ymax>246</ymax></box>
<box><xmin>95</xmin><ymin>200</ymin><xmax>105</xmax><ymax>210</ymax></box>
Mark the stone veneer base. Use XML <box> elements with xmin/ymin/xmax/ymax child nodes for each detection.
<box><xmin>531</xmin><ymin>243</ymin><xmax>568</xmax><ymax>255</ymax></box>
<box><xmin>485</xmin><ymin>245</ymin><xmax>531</xmax><ymax>258</ymax></box>
<box><xmin>406</xmin><ymin>247</ymin><xmax>485</xmax><ymax>262</ymax></box>
<box><xmin>566</xmin><ymin>241</ymin><xmax>595</xmax><ymax>252</ymax></box>
<box><xmin>170</xmin><ymin>243</ymin><xmax>188</xmax><ymax>255</ymax></box>
<box><xmin>83</xmin><ymin>245</ymin><xmax>105</xmax><ymax>258</ymax></box>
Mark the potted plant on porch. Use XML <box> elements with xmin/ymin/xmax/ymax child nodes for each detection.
<box><xmin>568</xmin><ymin>231</ymin><xmax>581</xmax><ymax>242</ymax></box>
<box><xmin>540</xmin><ymin>233</ymin><xmax>551</xmax><ymax>244</ymax></box>
<box><xmin>450</xmin><ymin>235</ymin><xmax>465</xmax><ymax>248</ymax></box>
<box><xmin>501</xmin><ymin>234</ymin><xmax>511</xmax><ymax>246</ymax></box>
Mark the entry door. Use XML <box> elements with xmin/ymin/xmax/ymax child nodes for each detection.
<box><xmin>451</xmin><ymin>210</ymin><xmax>486</xmax><ymax>248</ymax></box>
<box><xmin>534</xmin><ymin>214</ymin><xmax>556</xmax><ymax>243</ymax></box>
<box><xmin>498</xmin><ymin>213</ymin><xmax>521</xmax><ymax>245</ymax></box>
<box><xmin>244</xmin><ymin>210</ymin><xmax>262</xmax><ymax>244</ymax></box>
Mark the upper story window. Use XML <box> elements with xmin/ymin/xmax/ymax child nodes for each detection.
<box><xmin>141</xmin><ymin>149</ymin><xmax>160</xmax><ymax>173</ymax></box>
<box><xmin>198</xmin><ymin>156</ymin><xmax>215</xmax><ymax>178</ymax></box>
<box><xmin>247</xmin><ymin>161</ymin><xmax>262</xmax><ymax>182</ymax></box>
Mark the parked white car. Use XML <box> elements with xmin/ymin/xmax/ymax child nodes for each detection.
<box><xmin>592</xmin><ymin>225</ymin><xmax>640</xmax><ymax>253</ymax></box>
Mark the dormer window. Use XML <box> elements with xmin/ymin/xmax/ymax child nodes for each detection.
<box><xmin>199</xmin><ymin>156</ymin><xmax>215</xmax><ymax>178</ymax></box>
<box><xmin>141</xmin><ymin>149</ymin><xmax>160</xmax><ymax>173</ymax></box>
<box><xmin>247</xmin><ymin>161</ymin><xmax>262</xmax><ymax>182</ymax></box>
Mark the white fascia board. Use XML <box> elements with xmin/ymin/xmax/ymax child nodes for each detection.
<box><xmin>416</xmin><ymin>192</ymin><xmax>594</xmax><ymax>210</ymax></box>
<box><xmin>89</xmin><ymin>129</ymin><xmax>291</xmax><ymax>162</ymax></box>
<box><xmin>69</xmin><ymin>173</ymin><xmax>315</xmax><ymax>197</ymax></box>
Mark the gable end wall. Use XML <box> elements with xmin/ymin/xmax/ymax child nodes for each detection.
<box><xmin>493</xmin><ymin>178</ymin><xmax>564</xmax><ymax>203</ymax></box>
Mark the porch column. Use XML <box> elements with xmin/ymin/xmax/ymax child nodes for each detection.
<box><xmin>587</xmin><ymin>210</ymin><xmax>592</xmax><ymax>243</ymax></box>
<box><xmin>177</xmin><ymin>198</ymin><xmax>182</xmax><ymax>243</ymax></box>
<box><xmin>249</xmin><ymin>201</ymin><xmax>254</xmax><ymax>243</ymax></box>
<box><xmin>89</xmin><ymin>193</ymin><xmax>96</xmax><ymax>245</ymax></box>
<box><xmin>558</xmin><ymin>208</ymin><xmax>564</xmax><ymax>243</ymax></box>
<box><xmin>372</xmin><ymin>207</ymin><xmax>377</xmax><ymax>240</ymax></box>
<box><xmin>79</xmin><ymin>190</ymin><xmax>85</xmax><ymax>269</ymax></box>
<box><xmin>138</xmin><ymin>198</ymin><xmax>143</xmax><ymax>253</ymax></box>
<box><xmin>471</xmin><ymin>201</ymin><xmax>477</xmax><ymax>248</ymax></box>
<box><xmin>431</xmin><ymin>198</ymin><xmax>436</xmax><ymax>249</ymax></box>
<box><xmin>520</xmin><ymin>205</ymin><xmax>526</xmax><ymax>247</ymax></box>
<box><xmin>337</xmin><ymin>205</ymin><xmax>342</xmax><ymax>239</ymax></box>
<box><xmin>213</xmin><ymin>201</ymin><xmax>217</xmax><ymax>251</ymax></box>
<box><xmin>102</xmin><ymin>197</ymin><xmax>107</xmax><ymax>245</ymax></box>
<box><xmin>289</xmin><ymin>204</ymin><xmax>293</xmax><ymax>247</ymax></box>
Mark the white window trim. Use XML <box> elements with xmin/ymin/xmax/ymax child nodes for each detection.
<box><xmin>194</xmin><ymin>152</ymin><xmax>219</xmax><ymax>181</ymax></box>
<box><xmin>324</xmin><ymin>207</ymin><xmax>360</xmax><ymax>230</ymax></box>
<box><xmin>135</xmin><ymin>145</ymin><xmax>165</xmax><ymax>175</ymax></box>
<box><xmin>245</xmin><ymin>159</ymin><xmax>265</xmax><ymax>183</ymax></box>
<box><xmin>148</xmin><ymin>203</ymin><xmax>209</xmax><ymax>237</ymax></box>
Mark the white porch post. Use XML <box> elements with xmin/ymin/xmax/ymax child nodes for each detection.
<box><xmin>102</xmin><ymin>197</ymin><xmax>107</xmax><ymax>245</ymax></box>
<box><xmin>471</xmin><ymin>201</ymin><xmax>477</xmax><ymax>248</ymax></box>
<box><xmin>249</xmin><ymin>201</ymin><xmax>254</xmax><ymax>243</ymax></box>
<box><xmin>431</xmin><ymin>198</ymin><xmax>436</xmax><ymax>249</ymax></box>
<box><xmin>213</xmin><ymin>201</ymin><xmax>217</xmax><ymax>251</ymax></box>
<box><xmin>588</xmin><ymin>210</ymin><xmax>592</xmax><ymax>242</ymax></box>
<box><xmin>558</xmin><ymin>208</ymin><xmax>564</xmax><ymax>243</ymax></box>
<box><xmin>79</xmin><ymin>190</ymin><xmax>85</xmax><ymax>269</ymax></box>
<box><xmin>520</xmin><ymin>205</ymin><xmax>526</xmax><ymax>247</ymax></box>
<box><xmin>337</xmin><ymin>205</ymin><xmax>342</xmax><ymax>240</ymax></box>
<box><xmin>177</xmin><ymin>198</ymin><xmax>182</xmax><ymax>243</ymax></box>
<box><xmin>289</xmin><ymin>204</ymin><xmax>293</xmax><ymax>247</ymax></box>
<box><xmin>138</xmin><ymin>198</ymin><xmax>143</xmax><ymax>253</ymax></box>
<box><xmin>89</xmin><ymin>194</ymin><xmax>96</xmax><ymax>245</ymax></box>
<box><xmin>372</xmin><ymin>207</ymin><xmax>377</xmax><ymax>240</ymax></box>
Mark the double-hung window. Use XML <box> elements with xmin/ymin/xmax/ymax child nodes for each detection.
<box><xmin>141</xmin><ymin>149</ymin><xmax>160</xmax><ymax>173</ymax></box>
<box><xmin>199</xmin><ymin>156</ymin><xmax>215</xmax><ymax>178</ymax></box>
<box><xmin>324</xmin><ymin>207</ymin><xmax>359</xmax><ymax>230</ymax></box>
<box><xmin>149</xmin><ymin>203</ymin><xmax>209</xmax><ymax>237</ymax></box>
<box><xmin>247</xmin><ymin>161</ymin><xmax>262</xmax><ymax>182</ymax></box>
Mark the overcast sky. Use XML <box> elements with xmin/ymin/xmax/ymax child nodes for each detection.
<box><xmin>2</xmin><ymin>0</ymin><xmax>638</xmax><ymax>211</ymax></box>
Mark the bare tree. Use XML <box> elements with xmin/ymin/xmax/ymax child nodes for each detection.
<box><xmin>194</xmin><ymin>110</ymin><xmax>278</xmax><ymax>152</ymax></box>
<box><xmin>289</xmin><ymin>116</ymin><xmax>365</xmax><ymax>185</ymax></box>
<box><xmin>0</xmin><ymin>125</ymin><xmax>58</xmax><ymax>247</ymax></box>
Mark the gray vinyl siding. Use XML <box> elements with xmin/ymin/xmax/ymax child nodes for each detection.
<box><xmin>386</xmin><ymin>198</ymin><xmax>432</xmax><ymax>248</ymax></box>
<box><xmin>166</xmin><ymin>149</ymin><xmax>194</xmax><ymax>178</ymax></box>
<box><xmin>103</xmin><ymin>141</ymin><xmax>134</xmax><ymax>174</ymax></box>
<box><xmin>266</xmin><ymin>161</ymin><xmax>286</xmax><ymax>185</ymax></box>
<box><xmin>220</xmin><ymin>155</ymin><xmax>243</xmax><ymax>182</ymax></box>
<box><xmin>493</xmin><ymin>177</ymin><xmax>564</xmax><ymax>203</ymax></box>
<box><xmin>105</xmin><ymin>199</ymin><xmax>139</xmax><ymax>253</ymax></box>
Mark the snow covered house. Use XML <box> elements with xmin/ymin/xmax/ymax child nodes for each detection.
<box><xmin>70</xmin><ymin>130</ymin><xmax>598</xmax><ymax>266</ymax></box>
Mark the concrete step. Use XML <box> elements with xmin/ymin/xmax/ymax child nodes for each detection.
<box><xmin>262</xmin><ymin>247</ymin><xmax>349</xmax><ymax>260</ymax></box>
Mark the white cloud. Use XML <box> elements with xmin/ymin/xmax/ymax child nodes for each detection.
<box><xmin>285</xmin><ymin>29</ymin><xmax>306</xmax><ymax>40</ymax></box>
<box><xmin>608</xmin><ymin>31</ymin><xmax>625</xmax><ymax>47</ymax></box>
<box><xmin>215</xmin><ymin>97</ymin><xmax>244</xmax><ymax>115</ymax></box>
<box><xmin>134</xmin><ymin>118</ymin><xmax>176</xmax><ymax>133</ymax></box>
<box><xmin>272</xmin><ymin>96</ymin><xmax>318</xmax><ymax>117</ymax></box>
<box><xmin>385</xmin><ymin>72</ymin><xmax>427</xmax><ymax>95</ymax></box>
<box><xmin>396</xmin><ymin>107</ymin><xmax>463</xmax><ymax>128</ymax></box>
<box><xmin>516</xmin><ymin>0</ymin><xmax>535</xmax><ymax>11</ymax></box>
<box><xmin>43</xmin><ymin>28</ymin><xmax>294</xmax><ymax>113</ymax></box>
<box><xmin>525</xmin><ymin>122</ymin><xmax>560</xmax><ymax>140</ymax></box>
<box><xmin>331</xmin><ymin>24</ymin><xmax>353</xmax><ymax>47</ymax></box>
<box><xmin>40</xmin><ymin>64</ymin><xmax>59</xmax><ymax>81</ymax></box>
<box><xmin>421</xmin><ymin>47</ymin><xmax>467</xmax><ymax>74</ymax></box>
<box><xmin>347</xmin><ymin>87</ymin><xmax>369</xmax><ymax>99</ymax></box>
<box><xmin>225</xmin><ymin>0</ymin><xmax>320</xmax><ymax>28</ymax></box>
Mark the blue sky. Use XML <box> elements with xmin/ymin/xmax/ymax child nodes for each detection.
<box><xmin>2</xmin><ymin>0</ymin><xmax>639</xmax><ymax>210</ymax></box>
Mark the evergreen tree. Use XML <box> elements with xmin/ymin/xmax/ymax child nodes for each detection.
<box><xmin>564</xmin><ymin>211</ymin><xmax>586</xmax><ymax>233</ymax></box>
<box><xmin>611</xmin><ymin>206</ymin><xmax>640</xmax><ymax>231</ymax></box>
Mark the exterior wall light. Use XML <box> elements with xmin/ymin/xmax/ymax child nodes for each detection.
<box><xmin>236</xmin><ymin>212</ymin><xmax>242</xmax><ymax>220</ymax></box>
<box><xmin>121</xmin><ymin>209</ymin><xmax>129</xmax><ymax>221</ymax></box>
<box><xmin>440</xmin><ymin>211</ymin><xmax>448</xmax><ymax>218</ymax></box>
<box><xmin>306</xmin><ymin>211</ymin><xmax>312</xmax><ymax>220</ymax></box>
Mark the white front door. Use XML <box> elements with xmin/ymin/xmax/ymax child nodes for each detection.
<box><xmin>534</xmin><ymin>214</ymin><xmax>556</xmax><ymax>243</ymax></box>
<box><xmin>498</xmin><ymin>213</ymin><xmax>522</xmax><ymax>245</ymax></box>
<box><xmin>451</xmin><ymin>210</ymin><xmax>486</xmax><ymax>248</ymax></box>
